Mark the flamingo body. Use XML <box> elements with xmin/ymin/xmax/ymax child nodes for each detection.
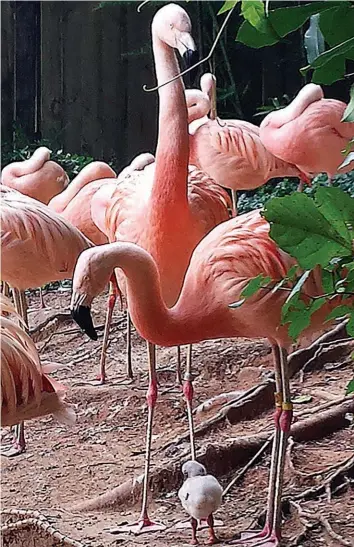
<box><xmin>187</xmin><ymin>76</ymin><xmax>301</xmax><ymax>191</ymax></box>
<box><xmin>1</xmin><ymin>296</ymin><xmax>74</xmax><ymax>427</ymax></box>
<box><xmin>1</xmin><ymin>186</ymin><xmax>93</xmax><ymax>290</ymax></box>
<box><xmin>260</xmin><ymin>84</ymin><xmax>354</xmax><ymax>177</ymax></box>
<box><xmin>1</xmin><ymin>147</ymin><xmax>69</xmax><ymax>204</ymax></box>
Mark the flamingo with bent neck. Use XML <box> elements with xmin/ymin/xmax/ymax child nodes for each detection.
<box><xmin>75</xmin><ymin>3</ymin><xmax>231</xmax><ymax>534</ymax></box>
<box><xmin>260</xmin><ymin>83</ymin><xmax>354</xmax><ymax>178</ymax></box>
<box><xmin>186</xmin><ymin>73</ymin><xmax>306</xmax><ymax>207</ymax></box>
<box><xmin>71</xmin><ymin>209</ymin><xmax>349</xmax><ymax>546</ymax></box>
<box><xmin>1</xmin><ymin>147</ymin><xmax>69</xmax><ymax>204</ymax></box>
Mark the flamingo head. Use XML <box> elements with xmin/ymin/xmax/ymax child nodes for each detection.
<box><xmin>152</xmin><ymin>4</ymin><xmax>197</xmax><ymax>68</ymax></box>
<box><xmin>70</xmin><ymin>247</ymin><xmax>119</xmax><ymax>340</ymax></box>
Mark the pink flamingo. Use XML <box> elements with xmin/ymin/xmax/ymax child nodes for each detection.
<box><xmin>78</xmin><ymin>3</ymin><xmax>231</xmax><ymax>533</ymax></box>
<box><xmin>1</xmin><ymin>295</ymin><xmax>75</xmax><ymax>427</ymax></box>
<box><xmin>89</xmin><ymin>8</ymin><xmax>231</xmax><ymax>385</ymax></box>
<box><xmin>1</xmin><ymin>147</ymin><xmax>69</xmax><ymax>204</ymax></box>
<box><xmin>71</xmin><ymin>209</ymin><xmax>347</xmax><ymax>545</ymax></box>
<box><xmin>260</xmin><ymin>83</ymin><xmax>354</xmax><ymax>178</ymax></box>
<box><xmin>1</xmin><ymin>186</ymin><xmax>93</xmax><ymax>455</ymax></box>
<box><xmin>187</xmin><ymin>74</ymin><xmax>304</xmax><ymax>202</ymax></box>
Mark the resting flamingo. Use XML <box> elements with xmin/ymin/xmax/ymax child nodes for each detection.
<box><xmin>1</xmin><ymin>186</ymin><xmax>93</xmax><ymax>455</ymax></box>
<box><xmin>1</xmin><ymin>147</ymin><xmax>69</xmax><ymax>204</ymax></box>
<box><xmin>1</xmin><ymin>295</ymin><xmax>75</xmax><ymax>427</ymax></box>
<box><xmin>71</xmin><ymin>209</ymin><xmax>348</xmax><ymax>545</ymax></box>
<box><xmin>83</xmin><ymin>3</ymin><xmax>231</xmax><ymax>533</ymax></box>
<box><xmin>259</xmin><ymin>83</ymin><xmax>354</xmax><ymax>178</ymax></box>
<box><xmin>187</xmin><ymin>73</ymin><xmax>305</xmax><ymax>202</ymax></box>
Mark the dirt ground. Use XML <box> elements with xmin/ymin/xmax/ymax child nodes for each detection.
<box><xmin>1</xmin><ymin>289</ymin><xmax>354</xmax><ymax>547</ymax></box>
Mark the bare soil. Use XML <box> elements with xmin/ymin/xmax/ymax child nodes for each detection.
<box><xmin>1</xmin><ymin>289</ymin><xmax>354</xmax><ymax>547</ymax></box>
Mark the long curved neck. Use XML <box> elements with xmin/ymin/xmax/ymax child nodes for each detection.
<box><xmin>267</xmin><ymin>84</ymin><xmax>323</xmax><ymax>128</ymax></box>
<box><xmin>11</xmin><ymin>148</ymin><xmax>50</xmax><ymax>178</ymax></box>
<box><xmin>186</xmin><ymin>90</ymin><xmax>210</xmax><ymax>123</ymax></box>
<box><xmin>151</xmin><ymin>33</ymin><xmax>189</xmax><ymax>210</ymax></box>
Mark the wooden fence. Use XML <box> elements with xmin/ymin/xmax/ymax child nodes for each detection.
<box><xmin>1</xmin><ymin>1</ymin><xmax>351</xmax><ymax>171</ymax></box>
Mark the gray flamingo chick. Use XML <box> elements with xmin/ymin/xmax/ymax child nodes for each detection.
<box><xmin>178</xmin><ymin>460</ymin><xmax>222</xmax><ymax>545</ymax></box>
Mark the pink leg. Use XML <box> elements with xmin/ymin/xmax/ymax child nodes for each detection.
<box><xmin>207</xmin><ymin>514</ymin><xmax>219</xmax><ymax>545</ymax></box>
<box><xmin>1</xmin><ymin>423</ymin><xmax>26</xmax><ymax>458</ymax></box>
<box><xmin>126</xmin><ymin>310</ymin><xmax>133</xmax><ymax>379</ymax></box>
<box><xmin>176</xmin><ymin>346</ymin><xmax>182</xmax><ymax>385</ymax></box>
<box><xmin>232</xmin><ymin>346</ymin><xmax>287</xmax><ymax>546</ymax></box>
<box><xmin>95</xmin><ymin>282</ymin><xmax>117</xmax><ymax>384</ymax></box>
<box><xmin>109</xmin><ymin>342</ymin><xmax>165</xmax><ymax>535</ymax></box>
<box><xmin>183</xmin><ymin>344</ymin><xmax>196</xmax><ymax>460</ymax></box>
<box><xmin>190</xmin><ymin>517</ymin><xmax>198</xmax><ymax>545</ymax></box>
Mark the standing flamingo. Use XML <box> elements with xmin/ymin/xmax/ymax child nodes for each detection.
<box><xmin>81</xmin><ymin>3</ymin><xmax>231</xmax><ymax>533</ymax></box>
<box><xmin>187</xmin><ymin>73</ymin><xmax>305</xmax><ymax>200</ymax></box>
<box><xmin>1</xmin><ymin>147</ymin><xmax>69</xmax><ymax>204</ymax></box>
<box><xmin>259</xmin><ymin>83</ymin><xmax>354</xmax><ymax>178</ymax></box>
<box><xmin>1</xmin><ymin>295</ymin><xmax>75</xmax><ymax>427</ymax></box>
<box><xmin>1</xmin><ymin>186</ymin><xmax>93</xmax><ymax>455</ymax></box>
<box><xmin>71</xmin><ymin>209</ymin><xmax>347</xmax><ymax>545</ymax></box>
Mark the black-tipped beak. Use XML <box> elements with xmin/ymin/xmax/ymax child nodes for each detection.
<box><xmin>182</xmin><ymin>49</ymin><xmax>199</xmax><ymax>88</ymax></box>
<box><xmin>71</xmin><ymin>305</ymin><xmax>98</xmax><ymax>341</ymax></box>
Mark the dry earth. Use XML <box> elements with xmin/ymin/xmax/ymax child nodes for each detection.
<box><xmin>1</xmin><ymin>289</ymin><xmax>354</xmax><ymax>547</ymax></box>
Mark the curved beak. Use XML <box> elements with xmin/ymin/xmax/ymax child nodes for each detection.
<box><xmin>71</xmin><ymin>305</ymin><xmax>98</xmax><ymax>341</ymax></box>
<box><xmin>182</xmin><ymin>48</ymin><xmax>199</xmax><ymax>88</ymax></box>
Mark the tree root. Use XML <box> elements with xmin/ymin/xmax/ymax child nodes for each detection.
<box><xmin>30</xmin><ymin>313</ymin><xmax>72</xmax><ymax>343</ymax></box>
<box><xmin>158</xmin><ymin>322</ymin><xmax>351</xmax><ymax>454</ymax></box>
<box><xmin>300</xmin><ymin>338</ymin><xmax>354</xmax><ymax>379</ymax></box>
<box><xmin>1</xmin><ymin>509</ymin><xmax>84</xmax><ymax>547</ymax></box>
<box><xmin>68</xmin><ymin>396</ymin><xmax>354</xmax><ymax>513</ymax></box>
<box><xmin>290</xmin><ymin>502</ymin><xmax>354</xmax><ymax>547</ymax></box>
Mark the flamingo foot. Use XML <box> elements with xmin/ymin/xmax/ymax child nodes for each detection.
<box><xmin>1</xmin><ymin>438</ymin><xmax>26</xmax><ymax>458</ymax></box>
<box><xmin>108</xmin><ymin>516</ymin><xmax>166</xmax><ymax>535</ymax></box>
<box><xmin>229</xmin><ymin>528</ymin><xmax>280</xmax><ymax>546</ymax></box>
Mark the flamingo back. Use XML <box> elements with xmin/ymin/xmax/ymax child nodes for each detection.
<box><xmin>1</xmin><ymin>186</ymin><xmax>93</xmax><ymax>289</ymax></box>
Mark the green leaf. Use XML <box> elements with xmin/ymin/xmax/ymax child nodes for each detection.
<box><xmin>345</xmin><ymin>311</ymin><xmax>354</xmax><ymax>337</ymax></box>
<box><xmin>315</xmin><ymin>187</ymin><xmax>354</xmax><ymax>243</ymax></box>
<box><xmin>241</xmin><ymin>274</ymin><xmax>272</xmax><ymax>298</ymax></box>
<box><xmin>346</xmin><ymin>378</ymin><xmax>354</xmax><ymax>395</ymax></box>
<box><xmin>342</xmin><ymin>84</ymin><xmax>354</xmax><ymax>123</ymax></box>
<box><xmin>309</xmin><ymin>296</ymin><xmax>328</xmax><ymax>316</ymax></box>
<box><xmin>309</xmin><ymin>37</ymin><xmax>354</xmax><ymax>69</ymax></box>
<box><xmin>311</xmin><ymin>55</ymin><xmax>346</xmax><ymax>85</ymax></box>
<box><xmin>236</xmin><ymin>19</ymin><xmax>279</xmax><ymax>48</ymax></box>
<box><xmin>319</xmin><ymin>5</ymin><xmax>354</xmax><ymax>47</ymax></box>
<box><xmin>241</xmin><ymin>0</ymin><xmax>265</xmax><ymax>31</ymax></box>
<box><xmin>269</xmin><ymin>2</ymin><xmax>341</xmax><ymax>39</ymax></box>
<box><xmin>285</xmin><ymin>271</ymin><xmax>311</xmax><ymax>303</ymax></box>
<box><xmin>218</xmin><ymin>0</ymin><xmax>239</xmax><ymax>15</ymax></box>
<box><xmin>326</xmin><ymin>304</ymin><xmax>353</xmax><ymax>321</ymax></box>
<box><xmin>286</xmin><ymin>308</ymin><xmax>312</xmax><ymax>340</ymax></box>
<box><xmin>321</xmin><ymin>269</ymin><xmax>334</xmax><ymax>294</ymax></box>
<box><xmin>263</xmin><ymin>192</ymin><xmax>353</xmax><ymax>269</ymax></box>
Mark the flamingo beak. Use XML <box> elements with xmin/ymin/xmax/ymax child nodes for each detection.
<box><xmin>182</xmin><ymin>48</ymin><xmax>198</xmax><ymax>88</ymax></box>
<box><xmin>71</xmin><ymin>303</ymin><xmax>98</xmax><ymax>341</ymax></box>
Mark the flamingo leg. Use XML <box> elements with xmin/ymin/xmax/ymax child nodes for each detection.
<box><xmin>176</xmin><ymin>346</ymin><xmax>182</xmax><ymax>385</ymax></box>
<box><xmin>231</xmin><ymin>189</ymin><xmax>238</xmax><ymax>216</ymax></box>
<box><xmin>183</xmin><ymin>344</ymin><xmax>196</xmax><ymax>460</ymax></box>
<box><xmin>39</xmin><ymin>287</ymin><xmax>46</xmax><ymax>309</ymax></box>
<box><xmin>126</xmin><ymin>310</ymin><xmax>133</xmax><ymax>379</ymax></box>
<box><xmin>1</xmin><ymin>289</ymin><xmax>27</xmax><ymax>457</ymax></box>
<box><xmin>93</xmin><ymin>281</ymin><xmax>117</xmax><ymax>385</ymax></box>
<box><xmin>190</xmin><ymin>517</ymin><xmax>198</xmax><ymax>545</ymax></box>
<box><xmin>110</xmin><ymin>342</ymin><xmax>165</xmax><ymax>534</ymax></box>
<box><xmin>207</xmin><ymin>514</ymin><xmax>219</xmax><ymax>545</ymax></box>
<box><xmin>232</xmin><ymin>346</ymin><xmax>290</xmax><ymax>546</ymax></box>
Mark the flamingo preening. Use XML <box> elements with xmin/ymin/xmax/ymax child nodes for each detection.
<box><xmin>71</xmin><ymin>209</ymin><xmax>348</xmax><ymax>545</ymax></box>
<box><xmin>259</xmin><ymin>83</ymin><xmax>354</xmax><ymax>178</ymax></box>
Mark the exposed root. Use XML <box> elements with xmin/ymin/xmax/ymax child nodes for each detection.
<box><xmin>68</xmin><ymin>396</ymin><xmax>354</xmax><ymax>512</ymax></box>
<box><xmin>300</xmin><ymin>338</ymin><xmax>354</xmax><ymax>380</ymax></box>
<box><xmin>30</xmin><ymin>312</ymin><xmax>72</xmax><ymax>343</ymax></box>
<box><xmin>290</xmin><ymin>502</ymin><xmax>354</xmax><ymax>547</ymax></box>
<box><xmin>1</xmin><ymin>508</ymin><xmax>84</xmax><ymax>547</ymax></box>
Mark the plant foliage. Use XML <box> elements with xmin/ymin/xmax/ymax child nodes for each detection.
<box><xmin>218</xmin><ymin>0</ymin><xmax>354</xmax><ymax>85</ymax></box>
